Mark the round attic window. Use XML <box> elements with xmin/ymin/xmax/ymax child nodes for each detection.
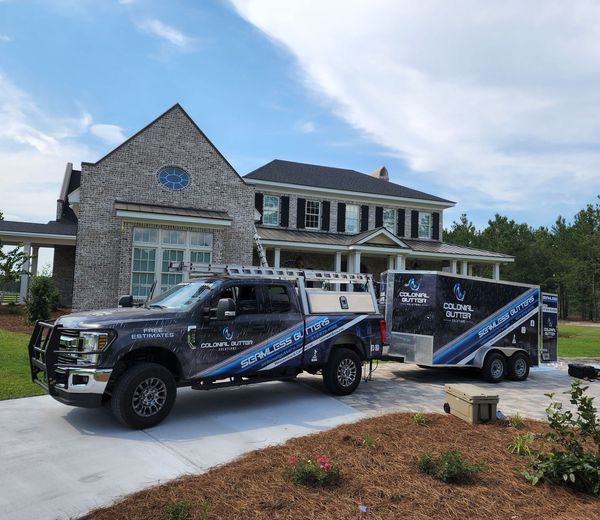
<box><xmin>158</xmin><ymin>167</ymin><xmax>190</xmax><ymax>190</ymax></box>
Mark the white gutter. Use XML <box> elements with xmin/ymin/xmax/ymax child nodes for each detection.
<box><xmin>115</xmin><ymin>210</ymin><xmax>232</xmax><ymax>228</ymax></box>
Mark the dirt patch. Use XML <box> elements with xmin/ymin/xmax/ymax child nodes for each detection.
<box><xmin>82</xmin><ymin>413</ymin><xmax>596</xmax><ymax>520</ymax></box>
<box><xmin>0</xmin><ymin>308</ymin><xmax>71</xmax><ymax>335</ymax></box>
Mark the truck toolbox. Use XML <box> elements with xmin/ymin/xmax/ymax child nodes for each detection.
<box><xmin>444</xmin><ymin>384</ymin><xmax>499</xmax><ymax>424</ymax></box>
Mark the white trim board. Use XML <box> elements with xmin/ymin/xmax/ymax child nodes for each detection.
<box><xmin>115</xmin><ymin>210</ymin><xmax>232</xmax><ymax>229</ymax></box>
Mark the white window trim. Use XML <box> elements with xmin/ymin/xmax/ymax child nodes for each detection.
<box><xmin>345</xmin><ymin>204</ymin><xmax>360</xmax><ymax>233</ymax></box>
<box><xmin>305</xmin><ymin>200</ymin><xmax>321</xmax><ymax>230</ymax></box>
<box><xmin>418</xmin><ymin>211</ymin><xmax>432</xmax><ymax>239</ymax></box>
<box><xmin>262</xmin><ymin>195</ymin><xmax>280</xmax><ymax>227</ymax></box>
<box><xmin>131</xmin><ymin>228</ymin><xmax>213</xmax><ymax>297</ymax></box>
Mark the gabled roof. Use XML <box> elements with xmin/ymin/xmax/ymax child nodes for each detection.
<box><xmin>245</xmin><ymin>160</ymin><xmax>454</xmax><ymax>204</ymax></box>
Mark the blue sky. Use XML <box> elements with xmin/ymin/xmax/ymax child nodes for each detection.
<box><xmin>1</xmin><ymin>0</ymin><xmax>599</xmax><ymax>248</ymax></box>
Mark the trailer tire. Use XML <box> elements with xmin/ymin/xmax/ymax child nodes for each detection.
<box><xmin>323</xmin><ymin>348</ymin><xmax>362</xmax><ymax>396</ymax></box>
<box><xmin>481</xmin><ymin>352</ymin><xmax>506</xmax><ymax>383</ymax></box>
<box><xmin>111</xmin><ymin>363</ymin><xmax>176</xmax><ymax>430</ymax></box>
<box><xmin>507</xmin><ymin>352</ymin><xmax>530</xmax><ymax>381</ymax></box>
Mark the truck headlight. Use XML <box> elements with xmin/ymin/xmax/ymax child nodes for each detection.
<box><xmin>79</xmin><ymin>332</ymin><xmax>109</xmax><ymax>365</ymax></box>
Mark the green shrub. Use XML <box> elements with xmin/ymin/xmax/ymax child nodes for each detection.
<box><xmin>414</xmin><ymin>412</ymin><xmax>426</xmax><ymax>426</ymax></box>
<box><xmin>522</xmin><ymin>380</ymin><xmax>600</xmax><ymax>496</ymax></box>
<box><xmin>24</xmin><ymin>275</ymin><xmax>60</xmax><ymax>323</ymax></box>
<box><xmin>508</xmin><ymin>413</ymin><xmax>524</xmax><ymax>429</ymax></box>
<box><xmin>287</xmin><ymin>453</ymin><xmax>341</xmax><ymax>487</ymax></box>
<box><xmin>162</xmin><ymin>500</ymin><xmax>194</xmax><ymax>520</ymax></box>
<box><xmin>362</xmin><ymin>432</ymin><xmax>376</xmax><ymax>448</ymax></box>
<box><xmin>418</xmin><ymin>450</ymin><xmax>486</xmax><ymax>484</ymax></box>
<box><xmin>509</xmin><ymin>432</ymin><xmax>535</xmax><ymax>456</ymax></box>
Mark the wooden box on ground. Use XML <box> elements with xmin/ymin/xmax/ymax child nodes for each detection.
<box><xmin>444</xmin><ymin>384</ymin><xmax>499</xmax><ymax>425</ymax></box>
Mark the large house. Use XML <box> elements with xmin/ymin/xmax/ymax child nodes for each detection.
<box><xmin>0</xmin><ymin>104</ymin><xmax>513</xmax><ymax>310</ymax></box>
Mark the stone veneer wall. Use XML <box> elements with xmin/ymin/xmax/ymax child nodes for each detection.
<box><xmin>72</xmin><ymin>106</ymin><xmax>255</xmax><ymax>310</ymax></box>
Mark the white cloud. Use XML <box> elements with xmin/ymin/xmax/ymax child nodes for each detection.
<box><xmin>230</xmin><ymin>0</ymin><xmax>600</xmax><ymax>219</ymax></box>
<box><xmin>90</xmin><ymin>123</ymin><xmax>125</xmax><ymax>145</ymax></box>
<box><xmin>137</xmin><ymin>18</ymin><xmax>191</xmax><ymax>49</ymax></box>
<box><xmin>297</xmin><ymin>120</ymin><xmax>316</xmax><ymax>133</ymax></box>
<box><xmin>0</xmin><ymin>35</ymin><xmax>12</xmax><ymax>42</ymax></box>
<box><xmin>0</xmin><ymin>74</ymin><xmax>96</xmax><ymax>223</ymax></box>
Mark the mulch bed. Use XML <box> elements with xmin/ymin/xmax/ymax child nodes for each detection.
<box><xmin>82</xmin><ymin>413</ymin><xmax>597</xmax><ymax>520</ymax></box>
<box><xmin>0</xmin><ymin>308</ymin><xmax>70</xmax><ymax>334</ymax></box>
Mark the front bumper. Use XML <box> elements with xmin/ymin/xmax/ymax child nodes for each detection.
<box><xmin>29</xmin><ymin>321</ymin><xmax>112</xmax><ymax>408</ymax></box>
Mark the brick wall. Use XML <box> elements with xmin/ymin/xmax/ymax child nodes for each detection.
<box><xmin>72</xmin><ymin>106</ymin><xmax>255</xmax><ymax>310</ymax></box>
<box><xmin>52</xmin><ymin>245</ymin><xmax>76</xmax><ymax>307</ymax></box>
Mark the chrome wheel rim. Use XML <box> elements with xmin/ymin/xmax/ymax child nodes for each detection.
<box><xmin>490</xmin><ymin>359</ymin><xmax>504</xmax><ymax>380</ymax></box>
<box><xmin>337</xmin><ymin>358</ymin><xmax>357</xmax><ymax>387</ymax></box>
<box><xmin>514</xmin><ymin>358</ymin><xmax>527</xmax><ymax>378</ymax></box>
<box><xmin>132</xmin><ymin>377</ymin><xmax>167</xmax><ymax>417</ymax></box>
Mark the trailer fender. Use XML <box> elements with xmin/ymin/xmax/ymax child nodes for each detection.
<box><xmin>472</xmin><ymin>346</ymin><xmax>529</xmax><ymax>369</ymax></box>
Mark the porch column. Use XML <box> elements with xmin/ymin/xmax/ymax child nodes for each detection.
<box><xmin>334</xmin><ymin>251</ymin><xmax>342</xmax><ymax>272</ymax></box>
<box><xmin>468</xmin><ymin>264</ymin><xmax>473</xmax><ymax>276</ymax></box>
<box><xmin>31</xmin><ymin>246</ymin><xmax>39</xmax><ymax>276</ymax></box>
<box><xmin>451</xmin><ymin>260</ymin><xmax>458</xmax><ymax>274</ymax></box>
<box><xmin>492</xmin><ymin>263</ymin><xmax>500</xmax><ymax>280</ymax></box>
<box><xmin>387</xmin><ymin>256</ymin><xmax>395</xmax><ymax>271</ymax></box>
<box><xmin>19</xmin><ymin>242</ymin><xmax>32</xmax><ymax>304</ymax></box>
<box><xmin>273</xmin><ymin>248</ymin><xmax>281</xmax><ymax>268</ymax></box>
<box><xmin>395</xmin><ymin>255</ymin><xmax>405</xmax><ymax>270</ymax></box>
<box><xmin>461</xmin><ymin>260</ymin><xmax>468</xmax><ymax>275</ymax></box>
<box><xmin>353</xmin><ymin>251</ymin><xmax>362</xmax><ymax>273</ymax></box>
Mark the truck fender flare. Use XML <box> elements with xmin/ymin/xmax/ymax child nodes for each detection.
<box><xmin>472</xmin><ymin>346</ymin><xmax>530</xmax><ymax>369</ymax></box>
<box><xmin>328</xmin><ymin>334</ymin><xmax>367</xmax><ymax>361</ymax></box>
<box><xmin>112</xmin><ymin>345</ymin><xmax>184</xmax><ymax>382</ymax></box>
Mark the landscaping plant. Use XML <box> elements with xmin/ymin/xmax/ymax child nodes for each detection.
<box><xmin>522</xmin><ymin>380</ymin><xmax>600</xmax><ymax>496</ymax></box>
<box><xmin>362</xmin><ymin>432</ymin><xmax>376</xmax><ymax>448</ymax></box>
<box><xmin>509</xmin><ymin>432</ymin><xmax>535</xmax><ymax>456</ymax></box>
<box><xmin>413</xmin><ymin>412</ymin><xmax>426</xmax><ymax>426</ymax></box>
<box><xmin>24</xmin><ymin>275</ymin><xmax>60</xmax><ymax>323</ymax></box>
<box><xmin>508</xmin><ymin>413</ymin><xmax>524</xmax><ymax>429</ymax></box>
<box><xmin>418</xmin><ymin>449</ymin><xmax>486</xmax><ymax>484</ymax></box>
<box><xmin>162</xmin><ymin>500</ymin><xmax>194</xmax><ymax>520</ymax></box>
<box><xmin>287</xmin><ymin>453</ymin><xmax>340</xmax><ymax>487</ymax></box>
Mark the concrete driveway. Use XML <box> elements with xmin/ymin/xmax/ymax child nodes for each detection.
<box><xmin>1</xmin><ymin>362</ymin><xmax>598</xmax><ymax>520</ymax></box>
<box><xmin>0</xmin><ymin>382</ymin><xmax>363</xmax><ymax>520</ymax></box>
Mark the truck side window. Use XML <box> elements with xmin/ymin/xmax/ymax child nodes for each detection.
<box><xmin>236</xmin><ymin>285</ymin><xmax>260</xmax><ymax>314</ymax></box>
<box><xmin>268</xmin><ymin>285</ymin><xmax>292</xmax><ymax>313</ymax></box>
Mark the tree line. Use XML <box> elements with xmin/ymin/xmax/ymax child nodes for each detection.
<box><xmin>444</xmin><ymin>197</ymin><xmax>600</xmax><ymax>321</ymax></box>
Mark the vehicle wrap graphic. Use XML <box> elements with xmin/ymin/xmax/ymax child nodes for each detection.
<box><xmin>197</xmin><ymin>314</ymin><xmax>367</xmax><ymax>378</ymax></box>
<box><xmin>433</xmin><ymin>288</ymin><xmax>539</xmax><ymax>365</ymax></box>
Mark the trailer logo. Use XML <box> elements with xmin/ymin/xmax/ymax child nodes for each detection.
<box><xmin>405</xmin><ymin>278</ymin><xmax>420</xmax><ymax>291</ymax></box>
<box><xmin>453</xmin><ymin>283</ymin><xmax>466</xmax><ymax>302</ymax></box>
<box><xmin>222</xmin><ymin>326</ymin><xmax>234</xmax><ymax>341</ymax></box>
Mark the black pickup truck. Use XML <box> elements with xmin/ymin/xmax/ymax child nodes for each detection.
<box><xmin>29</xmin><ymin>268</ymin><xmax>386</xmax><ymax>429</ymax></box>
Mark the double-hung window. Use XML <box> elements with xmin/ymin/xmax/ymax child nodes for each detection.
<box><xmin>263</xmin><ymin>195</ymin><xmax>280</xmax><ymax>226</ymax></box>
<box><xmin>345</xmin><ymin>204</ymin><xmax>360</xmax><ymax>233</ymax></box>
<box><xmin>383</xmin><ymin>208</ymin><xmax>396</xmax><ymax>234</ymax></box>
<box><xmin>305</xmin><ymin>200</ymin><xmax>321</xmax><ymax>230</ymax></box>
<box><xmin>131</xmin><ymin>228</ymin><xmax>214</xmax><ymax>298</ymax></box>
<box><xmin>418</xmin><ymin>212</ymin><xmax>432</xmax><ymax>239</ymax></box>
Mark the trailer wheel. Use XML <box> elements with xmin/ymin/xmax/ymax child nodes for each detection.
<box><xmin>323</xmin><ymin>348</ymin><xmax>362</xmax><ymax>396</ymax></box>
<box><xmin>111</xmin><ymin>363</ymin><xmax>176</xmax><ymax>429</ymax></box>
<box><xmin>481</xmin><ymin>352</ymin><xmax>506</xmax><ymax>383</ymax></box>
<box><xmin>507</xmin><ymin>352</ymin><xmax>530</xmax><ymax>381</ymax></box>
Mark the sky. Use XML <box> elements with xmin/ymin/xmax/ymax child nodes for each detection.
<box><xmin>1</xmin><ymin>0</ymin><xmax>599</xmax><ymax>268</ymax></box>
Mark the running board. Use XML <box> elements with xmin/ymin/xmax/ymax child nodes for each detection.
<box><xmin>191</xmin><ymin>374</ymin><xmax>292</xmax><ymax>390</ymax></box>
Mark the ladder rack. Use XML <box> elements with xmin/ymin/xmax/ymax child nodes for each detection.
<box><xmin>169</xmin><ymin>262</ymin><xmax>371</xmax><ymax>285</ymax></box>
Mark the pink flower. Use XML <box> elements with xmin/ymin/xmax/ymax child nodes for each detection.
<box><xmin>324</xmin><ymin>463</ymin><xmax>331</xmax><ymax>472</ymax></box>
<box><xmin>288</xmin><ymin>456</ymin><xmax>297</xmax><ymax>465</ymax></box>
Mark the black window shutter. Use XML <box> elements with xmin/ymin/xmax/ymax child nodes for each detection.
<box><xmin>397</xmin><ymin>209</ymin><xmax>405</xmax><ymax>237</ymax></box>
<box><xmin>337</xmin><ymin>203</ymin><xmax>346</xmax><ymax>232</ymax></box>
<box><xmin>375</xmin><ymin>207</ymin><xmax>384</xmax><ymax>228</ymax></box>
<box><xmin>360</xmin><ymin>205</ymin><xmax>369</xmax><ymax>232</ymax></box>
<box><xmin>255</xmin><ymin>193</ymin><xmax>264</xmax><ymax>224</ymax></box>
<box><xmin>411</xmin><ymin>210</ymin><xmax>419</xmax><ymax>238</ymax></box>
<box><xmin>321</xmin><ymin>201</ymin><xmax>330</xmax><ymax>231</ymax></box>
<box><xmin>280</xmin><ymin>196</ymin><xmax>290</xmax><ymax>227</ymax></box>
<box><xmin>296</xmin><ymin>198</ymin><xmax>306</xmax><ymax>229</ymax></box>
<box><xmin>432</xmin><ymin>212</ymin><xmax>440</xmax><ymax>240</ymax></box>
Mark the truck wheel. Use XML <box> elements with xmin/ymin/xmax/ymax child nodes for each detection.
<box><xmin>323</xmin><ymin>348</ymin><xmax>362</xmax><ymax>395</ymax></box>
<box><xmin>111</xmin><ymin>363</ymin><xmax>176</xmax><ymax>429</ymax></box>
<box><xmin>481</xmin><ymin>352</ymin><xmax>506</xmax><ymax>383</ymax></box>
<box><xmin>507</xmin><ymin>352</ymin><xmax>530</xmax><ymax>381</ymax></box>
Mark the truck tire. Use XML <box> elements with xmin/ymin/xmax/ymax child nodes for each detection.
<box><xmin>323</xmin><ymin>348</ymin><xmax>362</xmax><ymax>395</ymax></box>
<box><xmin>111</xmin><ymin>363</ymin><xmax>176</xmax><ymax>429</ymax></box>
<box><xmin>507</xmin><ymin>352</ymin><xmax>530</xmax><ymax>381</ymax></box>
<box><xmin>481</xmin><ymin>352</ymin><xmax>506</xmax><ymax>383</ymax></box>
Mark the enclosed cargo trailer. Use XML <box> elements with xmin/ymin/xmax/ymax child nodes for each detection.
<box><xmin>380</xmin><ymin>271</ymin><xmax>545</xmax><ymax>382</ymax></box>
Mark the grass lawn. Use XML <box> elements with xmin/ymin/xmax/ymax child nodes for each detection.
<box><xmin>0</xmin><ymin>329</ymin><xmax>45</xmax><ymax>400</ymax></box>
<box><xmin>559</xmin><ymin>324</ymin><xmax>600</xmax><ymax>358</ymax></box>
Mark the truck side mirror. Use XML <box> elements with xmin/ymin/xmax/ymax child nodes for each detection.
<box><xmin>216</xmin><ymin>298</ymin><xmax>236</xmax><ymax>320</ymax></box>
<box><xmin>118</xmin><ymin>295</ymin><xmax>134</xmax><ymax>308</ymax></box>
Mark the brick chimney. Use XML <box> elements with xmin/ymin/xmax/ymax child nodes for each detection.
<box><xmin>370</xmin><ymin>166</ymin><xmax>389</xmax><ymax>181</ymax></box>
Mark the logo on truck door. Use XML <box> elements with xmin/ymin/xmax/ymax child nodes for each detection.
<box><xmin>222</xmin><ymin>326</ymin><xmax>234</xmax><ymax>341</ymax></box>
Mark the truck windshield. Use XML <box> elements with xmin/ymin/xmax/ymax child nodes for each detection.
<box><xmin>146</xmin><ymin>280</ymin><xmax>217</xmax><ymax>310</ymax></box>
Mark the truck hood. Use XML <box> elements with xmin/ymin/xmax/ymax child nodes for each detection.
<box><xmin>55</xmin><ymin>306</ymin><xmax>184</xmax><ymax>330</ymax></box>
